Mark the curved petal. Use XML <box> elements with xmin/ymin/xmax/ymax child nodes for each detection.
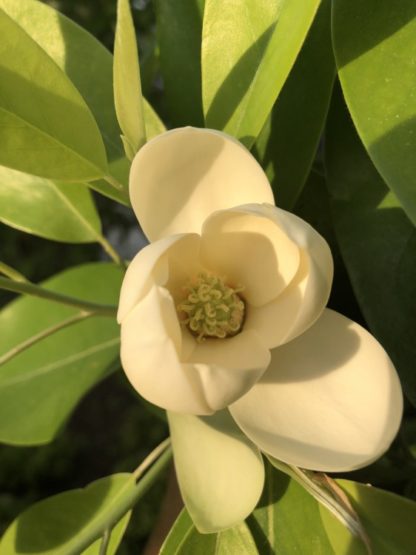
<box><xmin>117</xmin><ymin>233</ymin><xmax>200</xmax><ymax>323</ymax></box>
<box><xmin>129</xmin><ymin>127</ymin><xmax>274</xmax><ymax>241</ymax></box>
<box><xmin>185</xmin><ymin>330</ymin><xmax>271</xmax><ymax>411</ymax></box>
<box><xmin>230</xmin><ymin>309</ymin><xmax>403</xmax><ymax>472</ymax></box>
<box><xmin>239</xmin><ymin>205</ymin><xmax>333</xmax><ymax>347</ymax></box>
<box><xmin>168</xmin><ymin>410</ymin><xmax>265</xmax><ymax>533</ymax></box>
<box><xmin>201</xmin><ymin>207</ymin><xmax>300</xmax><ymax>306</ymax></box>
<box><xmin>120</xmin><ymin>285</ymin><xmax>212</xmax><ymax>414</ymax></box>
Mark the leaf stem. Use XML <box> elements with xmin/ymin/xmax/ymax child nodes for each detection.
<box><xmin>103</xmin><ymin>174</ymin><xmax>124</xmax><ymax>191</ymax></box>
<box><xmin>99</xmin><ymin>529</ymin><xmax>111</xmax><ymax>555</ymax></box>
<box><xmin>97</xmin><ymin>234</ymin><xmax>126</xmax><ymax>269</ymax></box>
<box><xmin>0</xmin><ymin>261</ymin><xmax>29</xmax><ymax>283</ymax></box>
<box><xmin>0</xmin><ymin>312</ymin><xmax>93</xmax><ymax>366</ymax></box>
<box><xmin>0</xmin><ymin>277</ymin><xmax>118</xmax><ymax>317</ymax></box>
<box><xmin>133</xmin><ymin>437</ymin><xmax>171</xmax><ymax>481</ymax></box>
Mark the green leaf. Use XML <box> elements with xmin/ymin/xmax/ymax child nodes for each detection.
<box><xmin>0</xmin><ymin>7</ymin><xmax>108</xmax><ymax>181</ymax></box>
<box><xmin>248</xmin><ymin>463</ymin><xmax>335</xmax><ymax>554</ymax></box>
<box><xmin>81</xmin><ymin>512</ymin><xmax>130</xmax><ymax>555</ymax></box>
<box><xmin>160</xmin><ymin>509</ymin><xmax>258</xmax><ymax>555</ymax></box>
<box><xmin>0</xmin><ymin>0</ymin><xmax>165</xmax><ymax>204</ymax></box>
<box><xmin>114</xmin><ymin>0</ymin><xmax>146</xmax><ymax>160</ymax></box>
<box><xmin>0</xmin><ymin>474</ymin><xmax>133</xmax><ymax>555</ymax></box>
<box><xmin>332</xmin><ymin>1</ymin><xmax>416</xmax><ymax>226</ymax></box>
<box><xmin>0</xmin><ymin>263</ymin><xmax>123</xmax><ymax>445</ymax></box>
<box><xmin>255</xmin><ymin>0</ymin><xmax>335</xmax><ymax>209</ymax></box>
<box><xmin>155</xmin><ymin>0</ymin><xmax>204</xmax><ymax>127</ymax></box>
<box><xmin>325</xmin><ymin>85</ymin><xmax>416</xmax><ymax>406</ymax></box>
<box><xmin>321</xmin><ymin>480</ymin><xmax>416</xmax><ymax>555</ymax></box>
<box><xmin>202</xmin><ymin>0</ymin><xmax>320</xmax><ymax>147</ymax></box>
<box><xmin>0</xmin><ymin>166</ymin><xmax>101</xmax><ymax>243</ymax></box>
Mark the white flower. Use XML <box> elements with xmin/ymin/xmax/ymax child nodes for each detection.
<box><xmin>117</xmin><ymin>127</ymin><xmax>403</xmax><ymax>532</ymax></box>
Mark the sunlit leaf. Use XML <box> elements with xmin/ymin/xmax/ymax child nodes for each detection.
<box><xmin>0</xmin><ymin>0</ymin><xmax>165</xmax><ymax>204</ymax></box>
<box><xmin>248</xmin><ymin>463</ymin><xmax>335</xmax><ymax>554</ymax></box>
<box><xmin>0</xmin><ymin>474</ymin><xmax>133</xmax><ymax>555</ymax></box>
<box><xmin>0</xmin><ymin>7</ymin><xmax>108</xmax><ymax>181</ymax></box>
<box><xmin>325</xmin><ymin>85</ymin><xmax>416</xmax><ymax>406</ymax></box>
<box><xmin>321</xmin><ymin>480</ymin><xmax>416</xmax><ymax>555</ymax></box>
<box><xmin>0</xmin><ymin>166</ymin><xmax>101</xmax><ymax>243</ymax></box>
<box><xmin>160</xmin><ymin>509</ymin><xmax>258</xmax><ymax>555</ymax></box>
<box><xmin>155</xmin><ymin>0</ymin><xmax>205</xmax><ymax>127</ymax></box>
<box><xmin>332</xmin><ymin>0</ymin><xmax>416</xmax><ymax>225</ymax></box>
<box><xmin>114</xmin><ymin>0</ymin><xmax>146</xmax><ymax>159</ymax></box>
<box><xmin>202</xmin><ymin>0</ymin><xmax>320</xmax><ymax>147</ymax></box>
<box><xmin>255</xmin><ymin>0</ymin><xmax>335</xmax><ymax>209</ymax></box>
<box><xmin>0</xmin><ymin>263</ymin><xmax>123</xmax><ymax>445</ymax></box>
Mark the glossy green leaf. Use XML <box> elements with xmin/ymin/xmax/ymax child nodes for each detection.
<box><xmin>0</xmin><ymin>7</ymin><xmax>108</xmax><ymax>181</ymax></box>
<box><xmin>321</xmin><ymin>480</ymin><xmax>416</xmax><ymax>555</ymax></box>
<box><xmin>155</xmin><ymin>0</ymin><xmax>204</xmax><ymax>127</ymax></box>
<box><xmin>0</xmin><ymin>474</ymin><xmax>133</xmax><ymax>555</ymax></box>
<box><xmin>248</xmin><ymin>463</ymin><xmax>335</xmax><ymax>554</ymax></box>
<box><xmin>255</xmin><ymin>0</ymin><xmax>335</xmax><ymax>209</ymax></box>
<box><xmin>325</xmin><ymin>85</ymin><xmax>416</xmax><ymax>405</ymax></box>
<box><xmin>0</xmin><ymin>0</ymin><xmax>165</xmax><ymax>204</ymax></box>
<box><xmin>202</xmin><ymin>0</ymin><xmax>320</xmax><ymax>147</ymax></box>
<box><xmin>160</xmin><ymin>509</ymin><xmax>258</xmax><ymax>555</ymax></box>
<box><xmin>0</xmin><ymin>263</ymin><xmax>123</xmax><ymax>445</ymax></box>
<box><xmin>0</xmin><ymin>166</ymin><xmax>101</xmax><ymax>243</ymax></box>
<box><xmin>114</xmin><ymin>0</ymin><xmax>146</xmax><ymax>160</ymax></box>
<box><xmin>168</xmin><ymin>410</ymin><xmax>264</xmax><ymax>533</ymax></box>
<box><xmin>332</xmin><ymin>1</ymin><xmax>416</xmax><ymax>226</ymax></box>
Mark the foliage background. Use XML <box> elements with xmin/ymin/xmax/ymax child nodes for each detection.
<box><xmin>0</xmin><ymin>0</ymin><xmax>415</xmax><ymax>552</ymax></box>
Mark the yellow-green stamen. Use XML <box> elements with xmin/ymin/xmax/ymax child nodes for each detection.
<box><xmin>177</xmin><ymin>273</ymin><xmax>245</xmax><ymax>341</ymax></box>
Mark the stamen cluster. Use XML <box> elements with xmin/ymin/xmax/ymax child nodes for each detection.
<box><xmin>177</xmin><ymin>273</ymin><xmax>245</xmax><ymax>341</ymax></box>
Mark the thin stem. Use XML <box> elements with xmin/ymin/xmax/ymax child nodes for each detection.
<box><xmin>0</xmin><ymin>261</ymin><xmax>29</xmax><ymax>283</ymax></box>
<box><xmin>133</xmin><ymin>438</ymin><xmax>171</xmax><ymax>481</ymax></box>
<box><xmin>0</xmin><ymin>277</ymin><xmax>117</xmax><ymax>317</ymax></box>
<box><xmin>99</xmin><ymin>529</ymin><xmax>111</xmax><ymax>555</ymax></box>
<box><xmin>0</xmin><ymin>312</ymin><xmax>92</xmax><ymax>366</ymax></box>
<box><xmin>103</xmin><ymin>174</ymin><xmax>124</xmax><ymax>191</ymax></box>
<box><xmin>97</xmin><ymin>234</ymin><xmax>126</xmax><ymax>269</ymax></box>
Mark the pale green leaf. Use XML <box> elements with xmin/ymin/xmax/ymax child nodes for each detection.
<box><xmin>0</xmin><ymin>263</ymin><xmax>123</xmax><ymax>445</ymax></box>
<box><xmin>0</xmin><ymin>474</ymin><xmax>133</xmax><ymax>555</ymax></box>
<box><xmin>321</xmin><ymin>480</ymin><xmax>416</xmax><ymax>555</ymax></box>
<box><xmin>333</xmin><ymin>0</ymin><xmax>416</xmax><ymax>225</ymax></box>
<box><xmin>0</xmin><ymin>7</ymin><xmax>108</xmax><ymax>181</ymax></box>
<box><xmin>154</xmin><ymin>0</ymin><xmax>204</xmax><ymax>127</ymax></box>
<box><xmin>167</xmin><ymin>410</ymin><xmax>264</xmax><ymax>533</ymax></box>
<box><xmin>248</xmin><ymin>463</ymin><xmax>335</xmax><ymax>554</ymax></box>
<box><xmin>0</xmin><ymin>166</ymin><xmax>101</xmax><ymax>243</ymax></box>
<box><xmin>114</xmin><ymin>0</ymin><xmax>146</xmax><ymax>159</ymax></box>
<box><xmin>202</xmin><ymin>0</ymin><xmax>320</xmax><ymax>147</ymax></box>
<box><xmin>255</xmin><ymin>0</ymin><xmax>335</xmax><ymax>209</ymax></box>
<box><xmin>160</xmin><ymin>509</ymin><xmax>258</xmax><ymax>555</ymax></box>
<box><xmin>325</xmin><ymin>85</ymin><xmax>416</xmax><ymax>405</ymax></box>
<box><xmin>0</xmin><ymin>0</ymin><xmax>165</xmax><ymax>204</ymax></box>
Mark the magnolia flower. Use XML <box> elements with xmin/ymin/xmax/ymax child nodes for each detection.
<box><xmin>117</xmin><ymin>128</ymin><xmax>402</xmax><ymax>532</ymax></box>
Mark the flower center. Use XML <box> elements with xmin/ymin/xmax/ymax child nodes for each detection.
<box><xmin>177</xmin><ymin>273</ymin><xmax>245</xmax><ymax>342</ymax></box>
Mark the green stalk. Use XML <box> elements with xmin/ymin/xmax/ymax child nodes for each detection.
<box><xmin>0</xmin><ymin>277</ymin><xmax>118</xmax><ymax>317</ymax></box>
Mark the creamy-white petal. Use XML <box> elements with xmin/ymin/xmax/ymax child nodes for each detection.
<box><xmin>230</xmin><ymin>309</ymin><xmax>403</xmax><ymax>472</ymax></box>
<box><xmin>120</xmin><ymin>285</ymin><xmax>212</xmax><ymax>414</ymax></box>
<box><xmin>117</xmin><ymin>233</ymin><xmax>200</xmax><ymax>323</ymax></box>
<box><xmin>129</xmin><ymin>127</ymin><xmax>275</xmax><ymax>241</ymax></box>
<box><xmin>201</xmin><ymin>207</ymin><xmax>300</xmax><ymax>306</ymax></box>
<box><xmin>185</xmin><ymin>330</ymin><xmax>271</xmax><ymax>411</ymax></box>
<box><xmin>168</xmin><ymin>410</ymin><xmax>265</xmax><ymax>533</ymax></box>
